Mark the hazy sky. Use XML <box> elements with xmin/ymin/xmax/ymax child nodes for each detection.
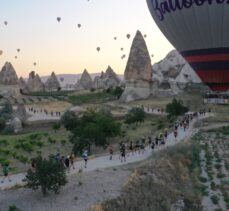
<box><xmin>0</xmin><ymin>0</ymin><xmax>173</xmax><ymax>77</ymax></box>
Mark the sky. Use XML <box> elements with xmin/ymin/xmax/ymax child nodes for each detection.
<box><xmin>0</xmin><ymin>0</ymin><xmax>174</xmax><ymax>77</ymax></box>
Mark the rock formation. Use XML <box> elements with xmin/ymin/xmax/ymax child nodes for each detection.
<box><xmin>120</xmin><ymin>30</ymin><xmax>153</xmax><ymax>102</ymax></box>
<box><xmin>45</xmin><ymin>72</ymin><xmax>61</xmax><ymax>91</ymax></box>
<box><xmin>0</xmin><ymin>62</ymin><xmax>18</xmax><ymax>85</ymax></box>
<box><xmin>124</xmin><ymin>30</ymin><xmax>152</xmax><ymax>81</ymax></box>
<box><xmin>10</xmin><ymin>117</ymin><xmax>23</xmax><ymax>133</ymax></box>
<box><xmin>93</xmin><ymin>66</ymin><xmax>120</xmax><ymax>89</ymax></box>
<box><xmin>75</xmin><ymin>69</ymin><xmax>93</xmax><ymax>90</ymax></box>
<box><xmin>18</xmin><ymin>77</ymin><xmax>28</xmax><ymax>93</ymax></box>
<box><xmin>15</xmin><ymin>104</ymin><xmax>27</xmax><ymax>123</ymax></box>
<box><xmin>27</xmin><ymin>71</ymin><xmax>44</xmax><ymax>92</ymax></box>
<box><xmin>152</xmin><ymin>50</ymin><xmax>201</xmax><ymax>91</ymax></box>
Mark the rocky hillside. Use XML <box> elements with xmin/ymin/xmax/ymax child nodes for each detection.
<box><xmin>152</xmin><ymin>50</ymin><xmax>201</xmax><ymax>86</ymax></box>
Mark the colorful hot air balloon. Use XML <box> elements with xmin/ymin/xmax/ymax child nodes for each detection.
<box><xmin>147</xmin><ymin>0</ymin><xmax>229</xmax><ymax>92</ymax></box>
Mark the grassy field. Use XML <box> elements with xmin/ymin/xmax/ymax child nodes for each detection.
<box><xmin>0</xmin><ymin>129</ymin><xmax>72</xmax><ymax>173</ymax></box>
<box><xmin>68</xmin><ymin>92</ymin><xmax>117</xmax><ymax>105</ymax></box>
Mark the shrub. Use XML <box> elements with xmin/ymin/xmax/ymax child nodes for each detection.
<box><xmin>211</xmin><ymin>195</ymin><xmax>219</xmax><ymax>205</ymax></box>
<box><xmin>166</xmin><ymin>98</ymin><xmax>189</xmax><ymax>119</ymax></box>
<box><xmin>8</xmin><ymin>205</ymin><xmax>21</xmax><ymax>211</ymax></box>
<box><xmin>25</xmin><ymin>155</ymin><xmax>67</xmax><ymax>195</ymax></box>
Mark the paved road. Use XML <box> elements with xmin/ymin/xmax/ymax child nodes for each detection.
<box><xmin>0</xmin><ymin>114</ymin><xmax>210</xmax><ymax>190</ymax></box>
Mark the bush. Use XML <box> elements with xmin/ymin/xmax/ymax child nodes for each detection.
<box><xmin>166</xmin><ymin>98</ymin><xmax>189</xmax><ymax>119</ymax></box>
<box><xmin>8</xmin><ymin>205</ymin><xmax>21</xmax><ymax>211</ymax></box>
<box><xmin>125</xmin><ymin>107</ymin><xmax>146</xmax><ymax>125</ymax></box>
<box><xmin>211</xmin><ymin>195</ymin><xmax>219</xmax><ymax>205</ymax></box>
<box><xmin>0</xmin><ymin>118</ymin><xmax>6</xmax><ymax>131</ymax></box>
<box><xmin>25</xmin><ymin>155</ymin><xmax>67</xmax><ymax>195</ymax></box>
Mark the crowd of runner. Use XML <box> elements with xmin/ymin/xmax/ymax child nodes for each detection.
<box><xmin>1</xmin><ymin>108</ymin><xmax>210</xmax><ymax>183</ymax></box>
<box><xmin>28</xmin><ymin>107</ymin><xmax>62</xmax><ymax>116</ymax></box>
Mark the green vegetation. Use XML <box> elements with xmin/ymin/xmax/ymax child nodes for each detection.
<box><xmin>62</xmin><ymin>110</ymin><xmax>121</xmax><ymax>154</ymax></box>
<box><xmin>8</xmin><ymin>205</ymin><xmax>21</xmax><ymax>211</ymax></box>
<box><xmin>25</xmin><ymin>155</ymin><xmax>67</xmax><ymax>196</ymax></box>
<box><xmin>166</xmin><ymin>98</ymin><xmax>189</xmax><ymax>120</ymax></box>
<box><xmin>68</xmin><ymin>91</ymin><xmax>116</xmax><ymax>105</ymax></box>
<box><xmin>0</xmin><ymin>101</ymin><xmax>13</xmax><ymax>132</ymax></box>
<box><xmin>125</xmin><ymin>107</ymin><xmax>146</xmax><ymax>125</ymax></box>
<box><xmin>0</xmin><ymin>130</ymin><xmax>71</xmax><ymax>172</ymax></box>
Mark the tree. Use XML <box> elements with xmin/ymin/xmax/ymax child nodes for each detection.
<box><xmin>25</xmin><ymin>155</ymin><xmax>67</xmax><ymax>196</ymax></box>
<box><xmin>62</xmin><ymin>110</ymin><xmax>121</xmax><ymax>154</ymax></box>
<box><xmin>0</xmin><ymin>118</ymin><xmax>6</xmax><ymax>132</ymax></box>
<box><xmin>53</xmin><ymin>122</ymin><xmax>61</xmax><ymax>132</ymax></box>
<box><xmin>125</xmin><ymin>107</ymin><xmax>146</xmax><ymax>125</ymax></box>
<box><xmin>61</xmin><ymin>110</ymin><xmax>78</xmax><ymax>131</ymax></box>
<box><xmin>166</xmin><ymin>98</ymin><xmax>189</xmax><ymax>120</ymax></box>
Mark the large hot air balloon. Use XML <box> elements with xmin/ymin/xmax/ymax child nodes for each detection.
<box><xmin>147</xmin><ymin>0</ymin><xmax>229</xmax><ymax>92</ymax></box>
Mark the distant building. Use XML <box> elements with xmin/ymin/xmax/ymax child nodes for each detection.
<box><xmin>204</xmin><ymin>93</ymin><xmax>229</xmax><ymax>105</ymax></box>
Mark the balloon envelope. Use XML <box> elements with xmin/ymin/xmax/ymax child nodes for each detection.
<box><xmin>147</xmin><ymin>0</ymin><xmax>229</xmax><ymax>91</ymax></box>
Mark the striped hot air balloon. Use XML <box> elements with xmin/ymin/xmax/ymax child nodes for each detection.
<box><xmin>147</xmin><ymin>0</ymin><xmax>229</xmax><ymax>92</ymax></box>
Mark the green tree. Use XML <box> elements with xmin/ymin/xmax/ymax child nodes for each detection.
<box><xmin>125</xmin><ymin>107</ymin><xmax>146</xmax><ymax>125</ymax></box>
<box><xmin>25</xmin><ymin>155</ymin><xmax>67</xmax><ymax>196</ymax></box>
<box><xmin>0</xmin><ymin>117</ymin><xmax>6</xmax><ymax>131</ymax></box>
<box><xmin>53</xmin><ymin>122</ymin><xmax>61</xmax><ymax>132</ymax></box>
<box><xmin>166</xmin><ymin>98</ymin><xmax>189</xmax><ymax>120</ymax></box>
<box><xmin>61</xmin><ymin>110</ymin><xmax>78</xmax><ymax>131</ymax></box>
<box><xmin>63</xmin><ymin>110</ymin><xmax>121</xmax><ymax>154</ymax></box>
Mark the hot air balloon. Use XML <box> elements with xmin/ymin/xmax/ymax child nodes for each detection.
<box><xmin>0</xmin><ymin>50</ymin><xmax>3</xmax><ymax>56</ymax></box>
<box><xmin>121</xmin><ymin>48</ymin><xmax>124</xmax><ymax>51</ymax></box>
<box><xmin>57</xmin><ymin>17</ymin><xmax>61</xmax><ymax>22</ymax></box>
<box><xmin>4</xmin><ymin>21</ymin><xmax>7</xmax><ymax>26</ymax></box>
<box><xmin>60</xmin><ymin>77</ymin><xmax>64</xmax><ymax>82</ymax></box>
<box><xmin>144</xmin><ymin>34</ymin><xmax>147</xmax><ymax>38</ymax></box>
<box><xmin>151</xmin><ymin>54</ymin><xmax>154</xmax><ymax>58</ymax></box>
<box><xmin>33</xmin><ymin>62</ymin><xmax>37</xmax><ymax>66</ymax></box>
<box><xmin>15</xmin><ymin>56</ymin><xmax>17</xmax><ymax>59</ymax></box>
<box><xmin>126</xmin><ymin>34</ymin><xmax>131</xmax><ymax>39</ymax></box>
<box><xmin>147</xmin><ymin>0</ymin><xmax>229</xmax><ymax>92</ymax></box>
<box><xmin>77</xmin><ymin>24</ymin><xmax>81</xmax><ymax>28</ymax></box>
<box><xmin>17</xmin><ymin>49</ymin><xmax>20</xmax><ymax>53</ymax></box>
<box><xmin>114</xmin><ymin>37</ymin><xmax>117</xmax><ymax>40</ymax></box>
<box><xmin>96</xmin><ymin>47</ymin><xmax>100</xmax><ymax>52</ymax></box>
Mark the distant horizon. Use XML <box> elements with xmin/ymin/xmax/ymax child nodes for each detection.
<box><xmin>0</xmin><ymin>0</ymin><xmax>174</xmax><ymax>78</ymax></box>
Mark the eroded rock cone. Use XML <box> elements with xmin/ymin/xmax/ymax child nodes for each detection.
<box><xmin>76</xmin><ymin>69</ymin><xmax>93</xmax><ymax>90</ymax></box>
<box><xmin>27</xmin><ymin>71</ymin><xmax>44</xmax><ymax>92</ymax></box>
<box><xmin>18</xmin><ymin>77</ymin><xmax>28</xmax><ymax>93</ymax></box>
<box><xmin>0</xmin><ymin>62</ymin><xmax>18</xmax><ymax>85</ymax></box>
<box><xmin>124</xmin><ymin>30</ymin><xmax>152</xmax><ymax>81</ymax></box>
<box><xmin>45</xmin><ymin>72</ymin><xmax>61</xmax><ymax>91</ymax></box>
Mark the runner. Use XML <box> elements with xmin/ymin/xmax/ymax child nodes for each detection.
<box><xmin>82</xmin><ymin>150</ymin><xmax>88</xmax><ymax>168</ymax></box>
<box><xmin>64</xmin><ymin>156</ymin><xmax>70</xmax><ymax>171</ymax></box>
<box><xmin>120</xmin><ymin>143</ymin><xmax>126</xmax><ymax>162</ymax></box>
<box><xmin>69</xmin><ymin>153</ymin><xmax>75</xmax><ymax>170</ymax></box>
<box><xmin>1</xmin><ymin>164</ymin><xmax>11</xmax><ymax>183</ymax></box>
<box><xmin>108</xmin><ymin>145</ymin><xmax>113</xmax><ymax>160</ymax></box>
<box><xmin>129</xmin><ymin>141</ymin><xmax>134</xmax><ymax>155</ymax></box>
